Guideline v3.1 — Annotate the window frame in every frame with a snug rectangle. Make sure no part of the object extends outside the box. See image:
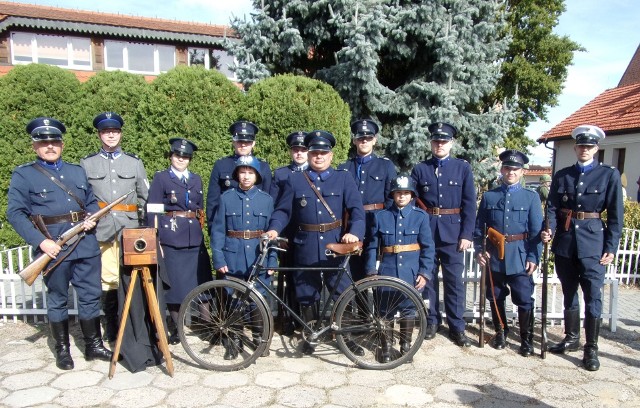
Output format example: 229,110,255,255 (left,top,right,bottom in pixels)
104,39,176,75
10,31,93,70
